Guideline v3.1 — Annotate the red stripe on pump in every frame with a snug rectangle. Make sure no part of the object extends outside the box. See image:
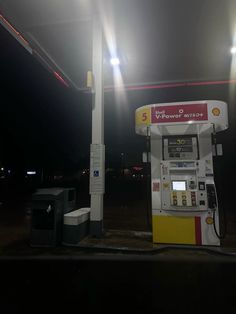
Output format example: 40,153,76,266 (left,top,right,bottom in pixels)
195,217,202,245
